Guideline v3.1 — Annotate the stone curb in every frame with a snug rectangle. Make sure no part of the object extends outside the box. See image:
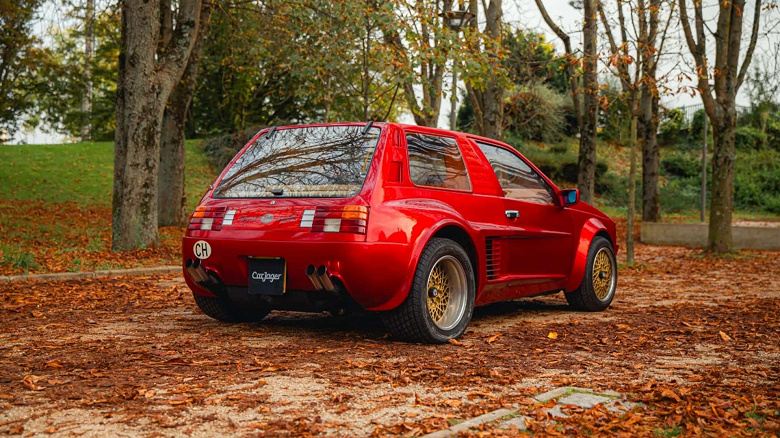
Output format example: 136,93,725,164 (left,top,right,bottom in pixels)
421,387,630,437
423,407,520,438
0,266,181,283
